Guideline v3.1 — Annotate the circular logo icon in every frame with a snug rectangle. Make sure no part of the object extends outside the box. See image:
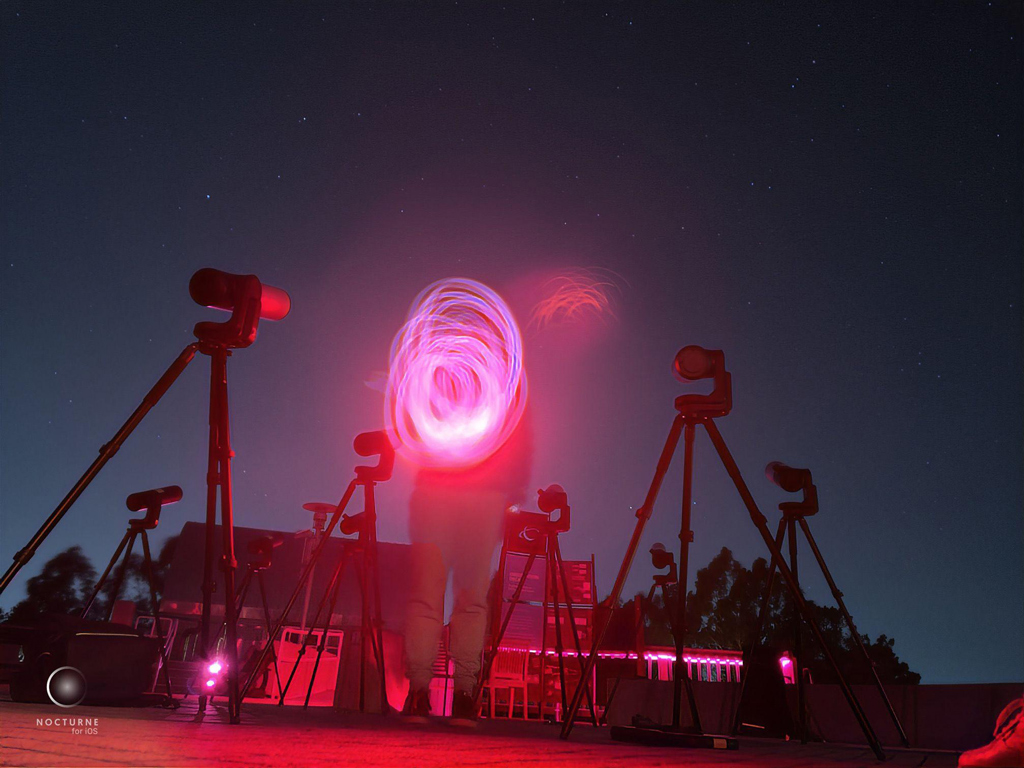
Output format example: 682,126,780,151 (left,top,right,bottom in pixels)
47,666,87,707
